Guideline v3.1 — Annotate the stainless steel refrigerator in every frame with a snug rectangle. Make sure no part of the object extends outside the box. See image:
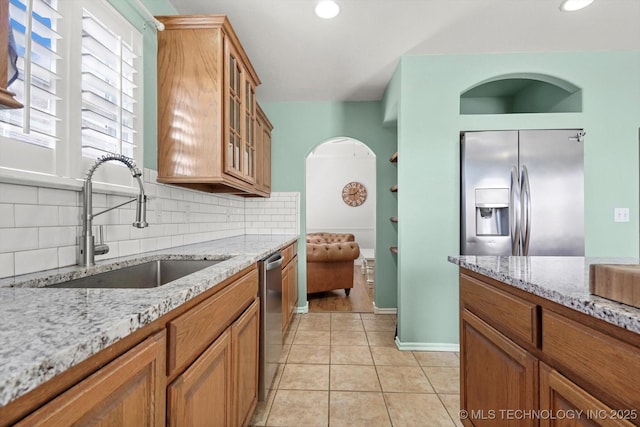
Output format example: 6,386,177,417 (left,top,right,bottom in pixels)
460,129,584,256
